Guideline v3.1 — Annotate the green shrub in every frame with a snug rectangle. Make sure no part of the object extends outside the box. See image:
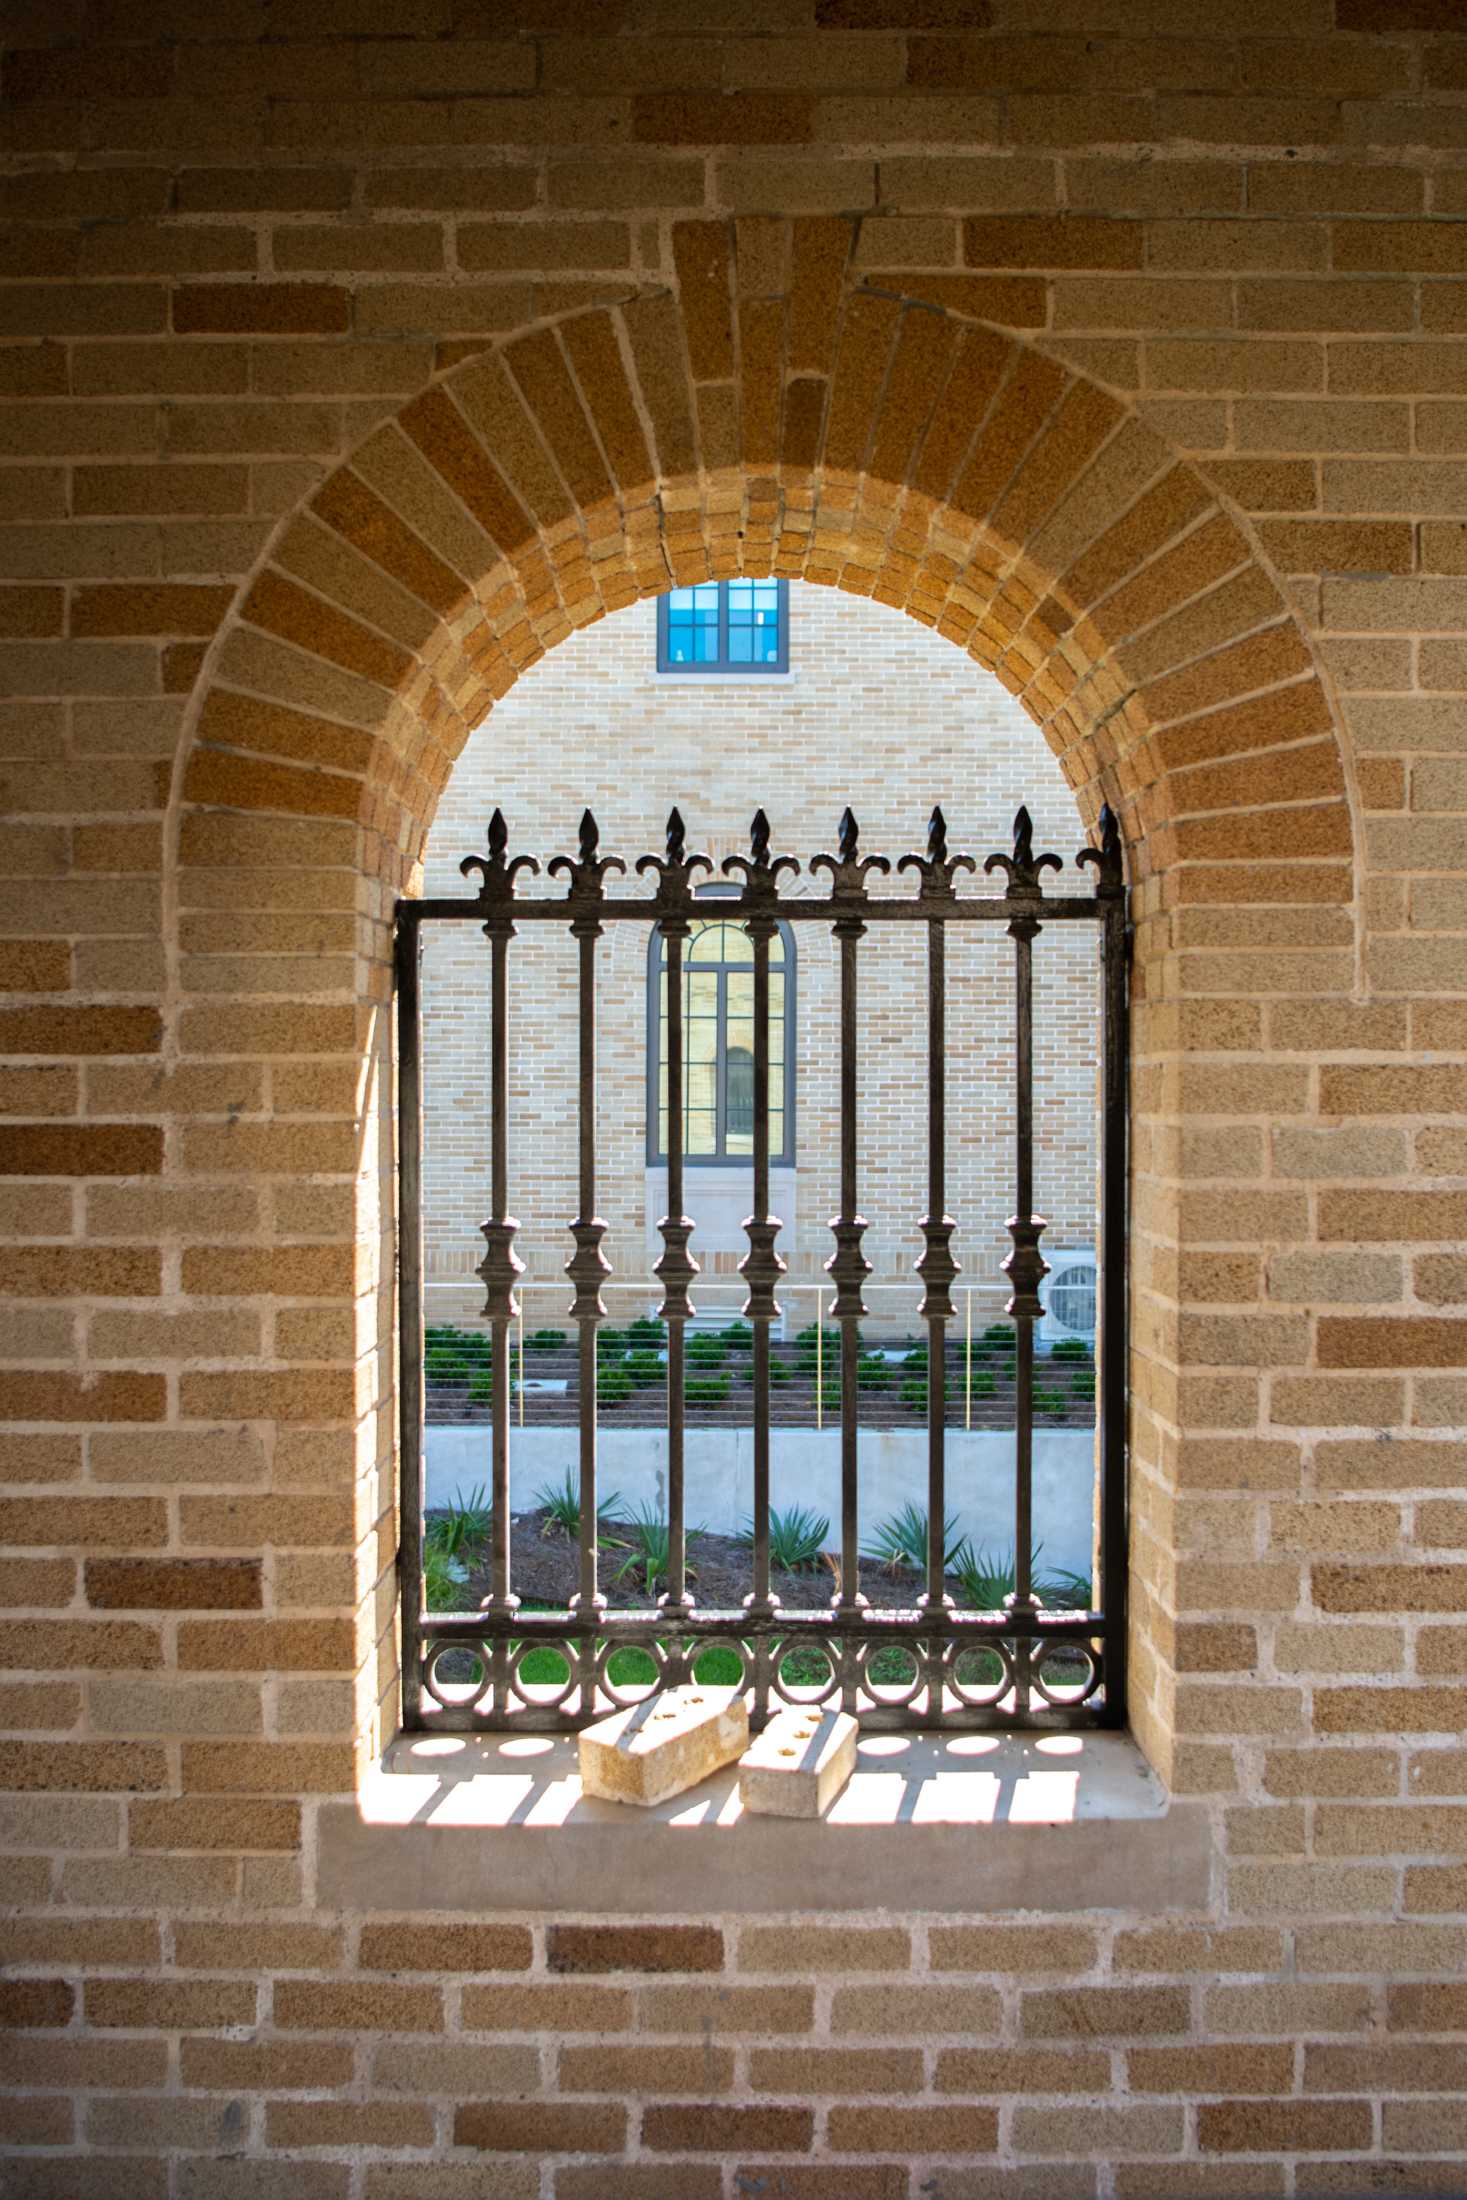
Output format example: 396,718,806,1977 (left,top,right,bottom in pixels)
1052,1336,1091,1362
794,1322,842,1362
597,1367,632,1405
982,1323,1017,1353
1033,1385,1066,1414
626,1349,663,1388
597,1326,628,1359
769,1357,792,1385
686,1371,732,1406
856,1354,891,1392
1070,1370,1096,1400
467,1366,493,1405
969,1367,997,1399
626,1316,662,1348
900,1372,949,1412
686,1332,728,1368
721,1321,754,1352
